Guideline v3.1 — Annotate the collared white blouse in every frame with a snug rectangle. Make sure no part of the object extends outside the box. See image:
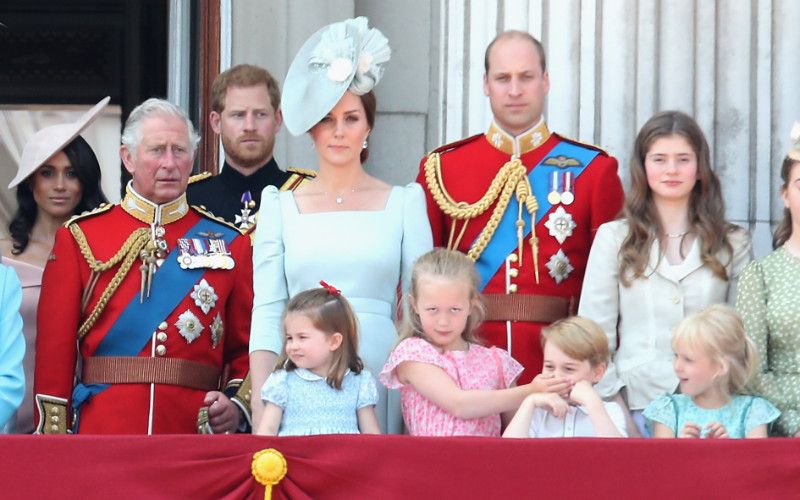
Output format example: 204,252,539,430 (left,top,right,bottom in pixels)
578,220,752,410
